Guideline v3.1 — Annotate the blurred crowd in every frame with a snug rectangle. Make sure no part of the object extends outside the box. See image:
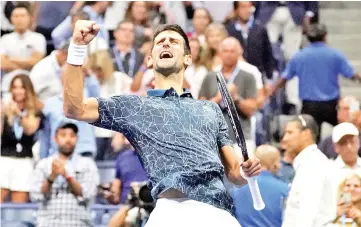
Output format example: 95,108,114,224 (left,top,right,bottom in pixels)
1,1,361,227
